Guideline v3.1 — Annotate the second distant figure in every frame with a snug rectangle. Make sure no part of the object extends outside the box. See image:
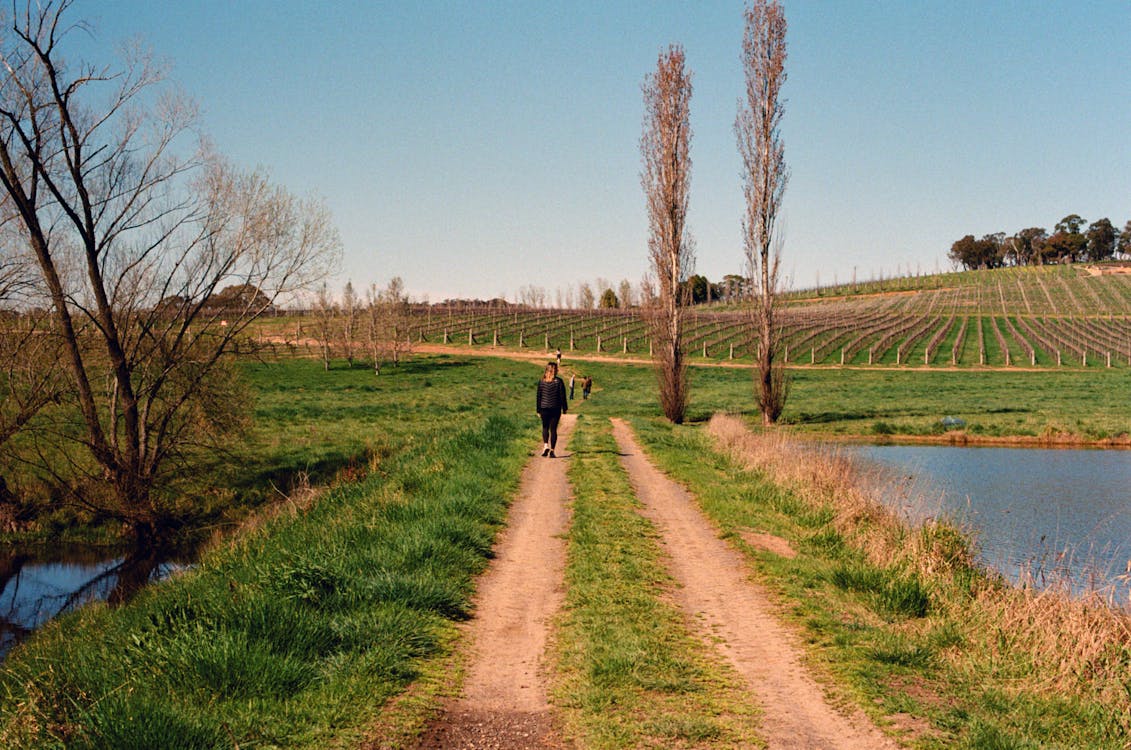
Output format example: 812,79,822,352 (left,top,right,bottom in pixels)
536,361,568,458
